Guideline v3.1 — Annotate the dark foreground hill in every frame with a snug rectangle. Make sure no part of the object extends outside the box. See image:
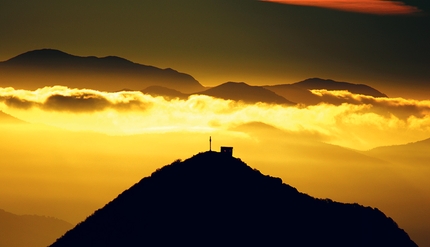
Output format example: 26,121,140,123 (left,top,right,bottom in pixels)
50,152,417,247
0,49,204,93
0,209,72,247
